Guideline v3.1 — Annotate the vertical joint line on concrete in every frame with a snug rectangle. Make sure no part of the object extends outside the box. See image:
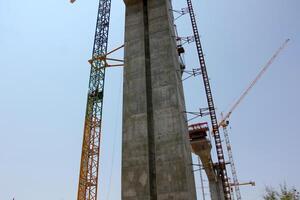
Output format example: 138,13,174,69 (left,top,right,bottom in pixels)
142,0,157,199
